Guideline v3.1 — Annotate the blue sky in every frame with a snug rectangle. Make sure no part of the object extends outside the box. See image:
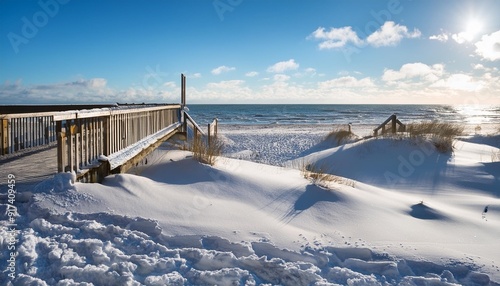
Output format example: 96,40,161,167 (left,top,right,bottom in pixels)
1,0,499,104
